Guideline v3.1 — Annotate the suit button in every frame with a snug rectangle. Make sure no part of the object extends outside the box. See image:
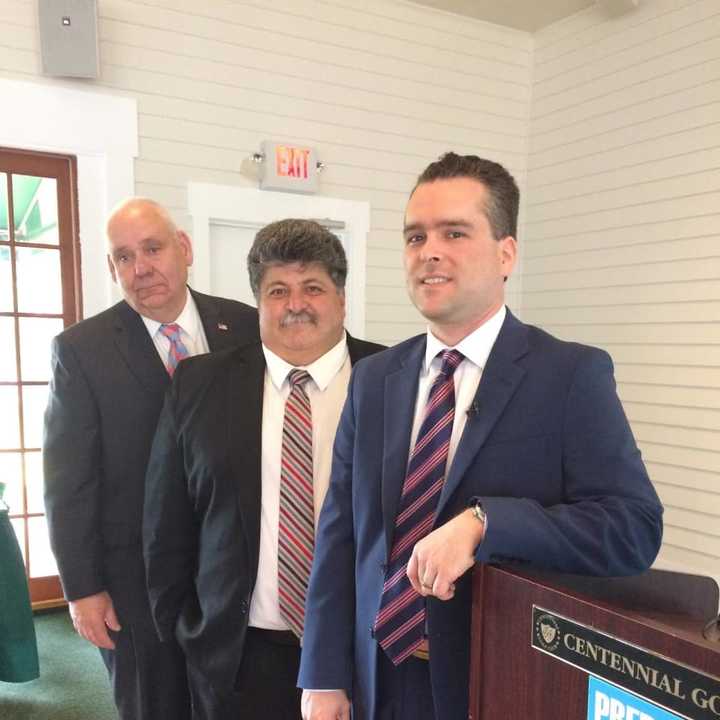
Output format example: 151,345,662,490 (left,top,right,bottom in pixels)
380,562,387,572
240,600,248,614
